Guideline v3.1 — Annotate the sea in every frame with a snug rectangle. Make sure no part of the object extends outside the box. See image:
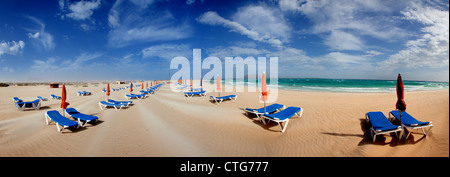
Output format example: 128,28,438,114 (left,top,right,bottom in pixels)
228,78,449,93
